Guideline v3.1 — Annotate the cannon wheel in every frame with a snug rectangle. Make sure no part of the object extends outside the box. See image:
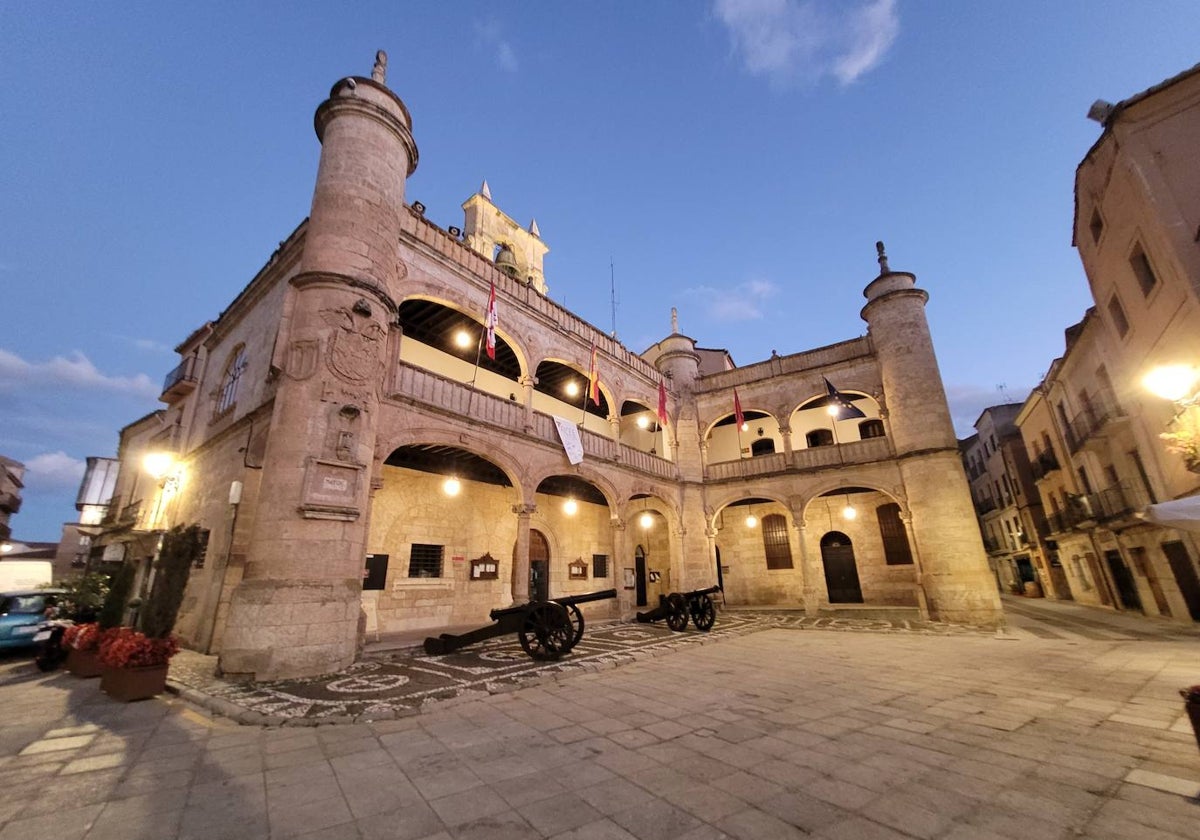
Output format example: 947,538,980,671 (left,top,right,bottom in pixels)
665,593,689,632
519,602,572,661
565,602,585,651
689,593,716,631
